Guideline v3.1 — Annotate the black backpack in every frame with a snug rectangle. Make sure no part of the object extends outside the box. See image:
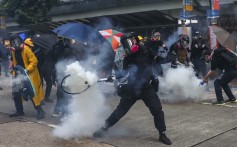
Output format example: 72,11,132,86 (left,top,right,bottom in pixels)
214,48,237,68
